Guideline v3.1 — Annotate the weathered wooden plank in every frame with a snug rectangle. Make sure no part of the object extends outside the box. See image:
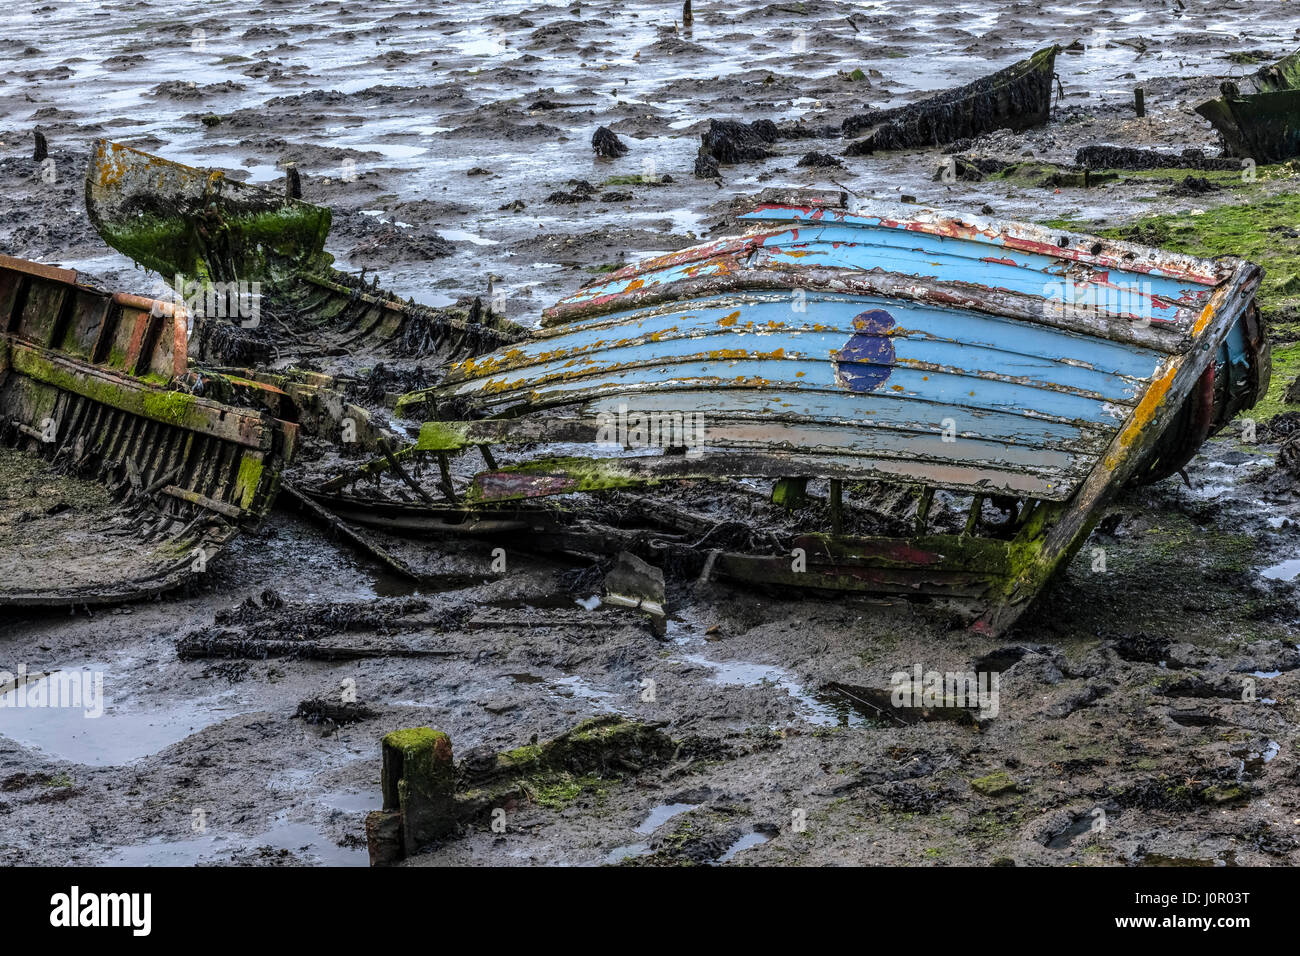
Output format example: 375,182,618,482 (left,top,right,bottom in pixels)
440,358,1129,429
488,292,1168,381
541,266,1194,352
8,340,274,450
440,330,1150,406
418,414,1096,479
468,450,1073,503
555,224,1216,321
